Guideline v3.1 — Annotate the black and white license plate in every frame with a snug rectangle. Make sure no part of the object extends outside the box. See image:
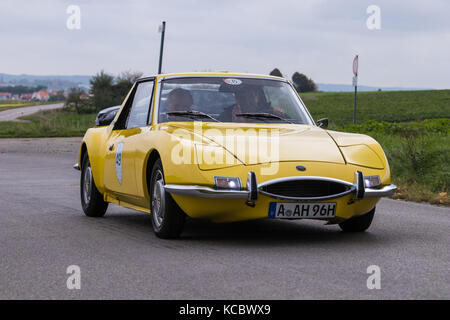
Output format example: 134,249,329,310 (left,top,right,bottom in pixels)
268,202,336,219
